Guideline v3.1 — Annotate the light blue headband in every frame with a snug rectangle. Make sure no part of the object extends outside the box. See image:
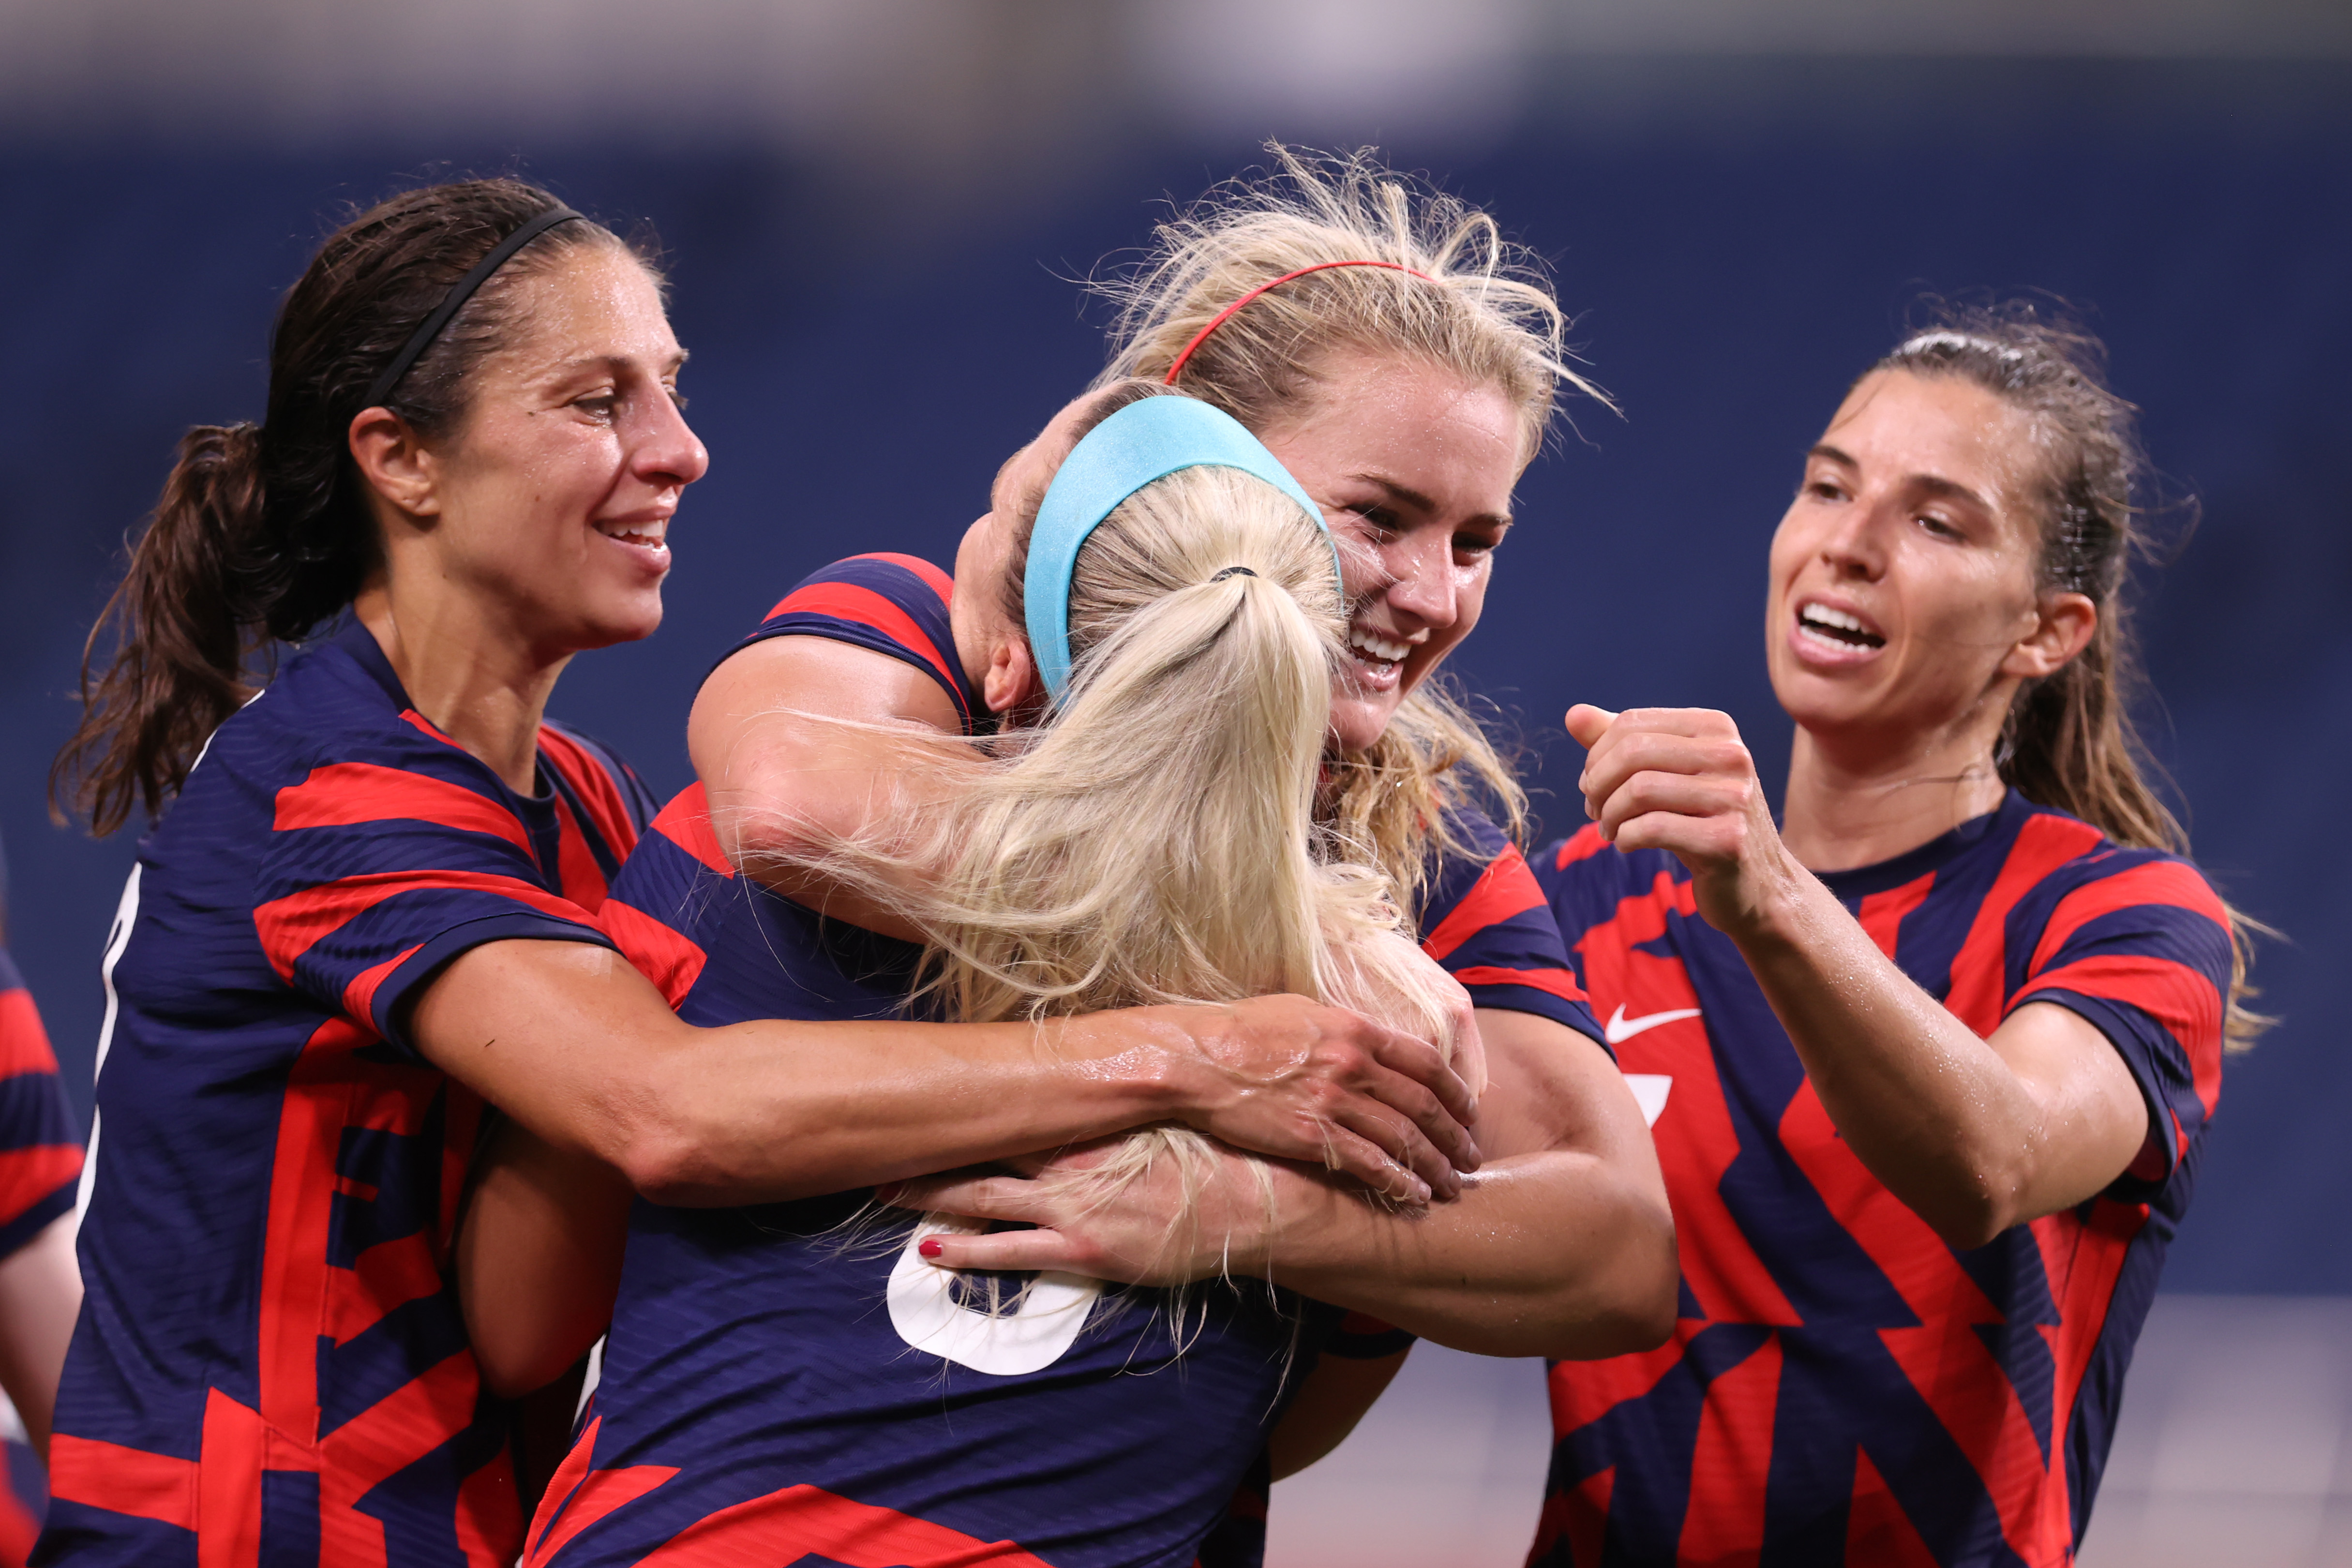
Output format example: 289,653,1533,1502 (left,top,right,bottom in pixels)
1022,395,1343,699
